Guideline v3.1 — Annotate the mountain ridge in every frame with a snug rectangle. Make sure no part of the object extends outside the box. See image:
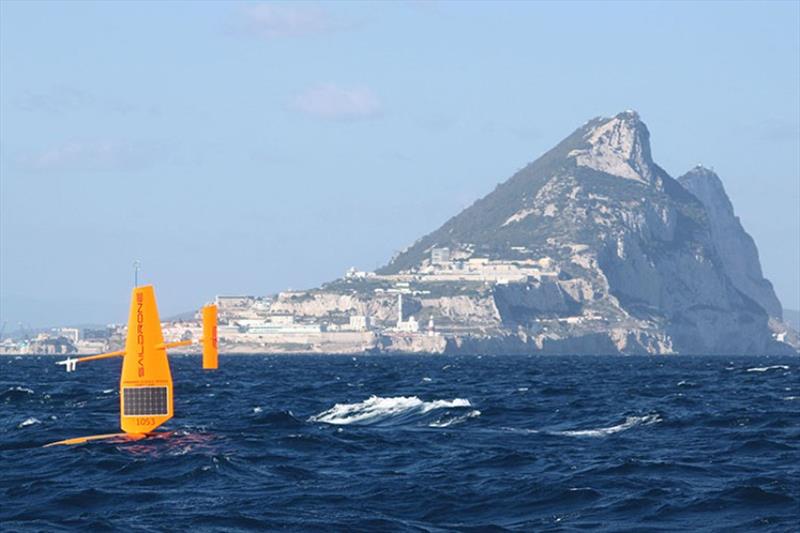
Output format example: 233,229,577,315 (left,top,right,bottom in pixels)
367,110,796,354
